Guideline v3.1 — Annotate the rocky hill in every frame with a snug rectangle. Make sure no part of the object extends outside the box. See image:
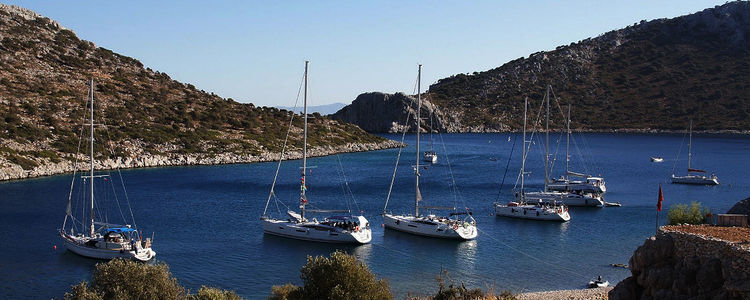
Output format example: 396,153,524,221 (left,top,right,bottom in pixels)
0,4,394,180
336,1,750,132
